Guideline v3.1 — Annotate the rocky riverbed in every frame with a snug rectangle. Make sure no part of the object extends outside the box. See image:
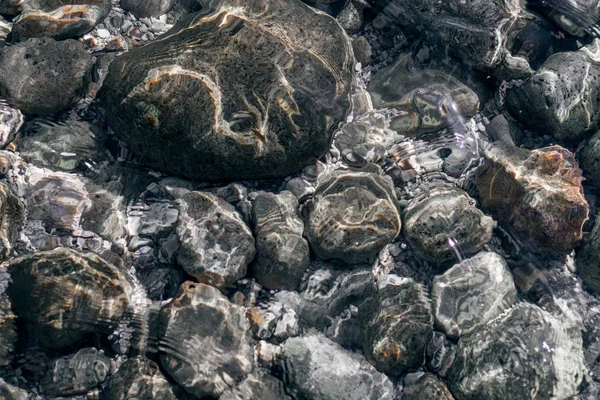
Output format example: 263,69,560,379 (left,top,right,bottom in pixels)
1,0,600,399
